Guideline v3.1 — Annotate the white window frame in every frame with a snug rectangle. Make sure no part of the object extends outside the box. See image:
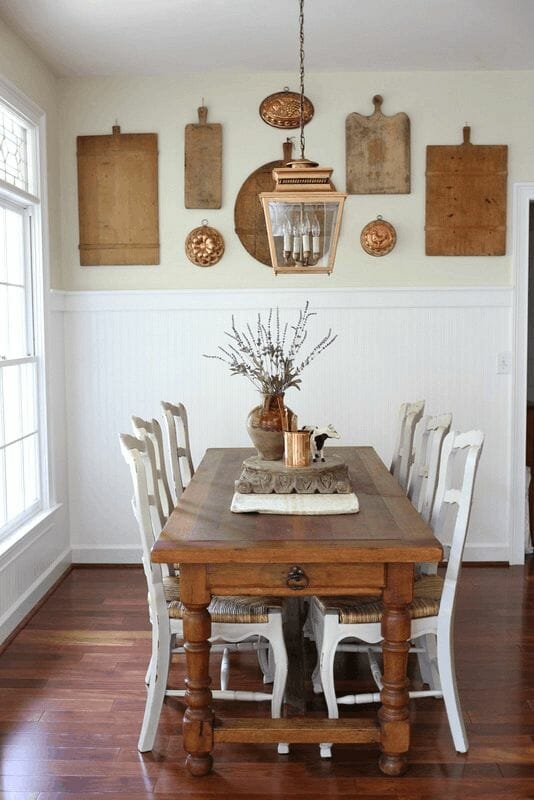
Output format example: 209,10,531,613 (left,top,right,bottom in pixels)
0,74,52,545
